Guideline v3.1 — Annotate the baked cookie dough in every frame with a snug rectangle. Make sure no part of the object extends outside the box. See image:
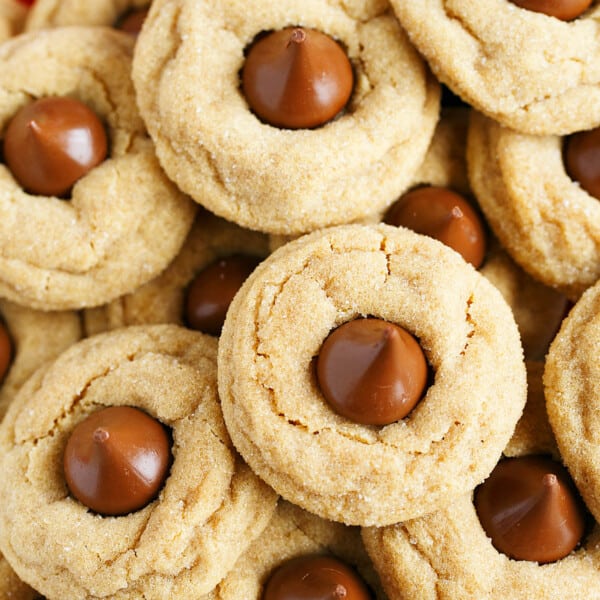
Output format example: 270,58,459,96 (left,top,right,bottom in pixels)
0,299,82,419
389,0,600,135
0,324,278,599
0,27,196,310
544,278,600,524
25,0,148,31
83,209,269,336
132,0,440,234
218,223,526,526
207,500,385,599
468,111,600,299
0,0,26,43
362,364,599,600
